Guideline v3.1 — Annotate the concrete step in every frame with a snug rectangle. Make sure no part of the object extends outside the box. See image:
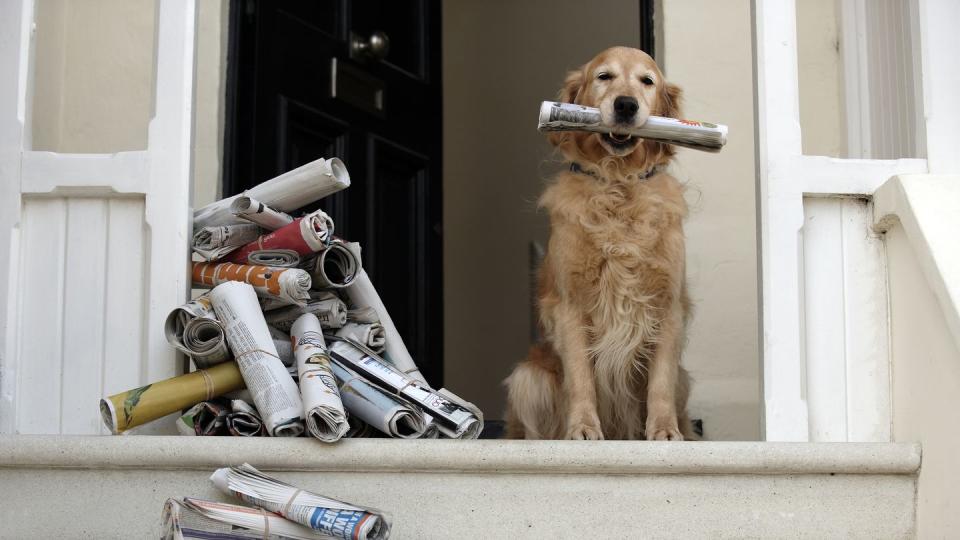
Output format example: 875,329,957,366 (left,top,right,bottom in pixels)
0,436,919,539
